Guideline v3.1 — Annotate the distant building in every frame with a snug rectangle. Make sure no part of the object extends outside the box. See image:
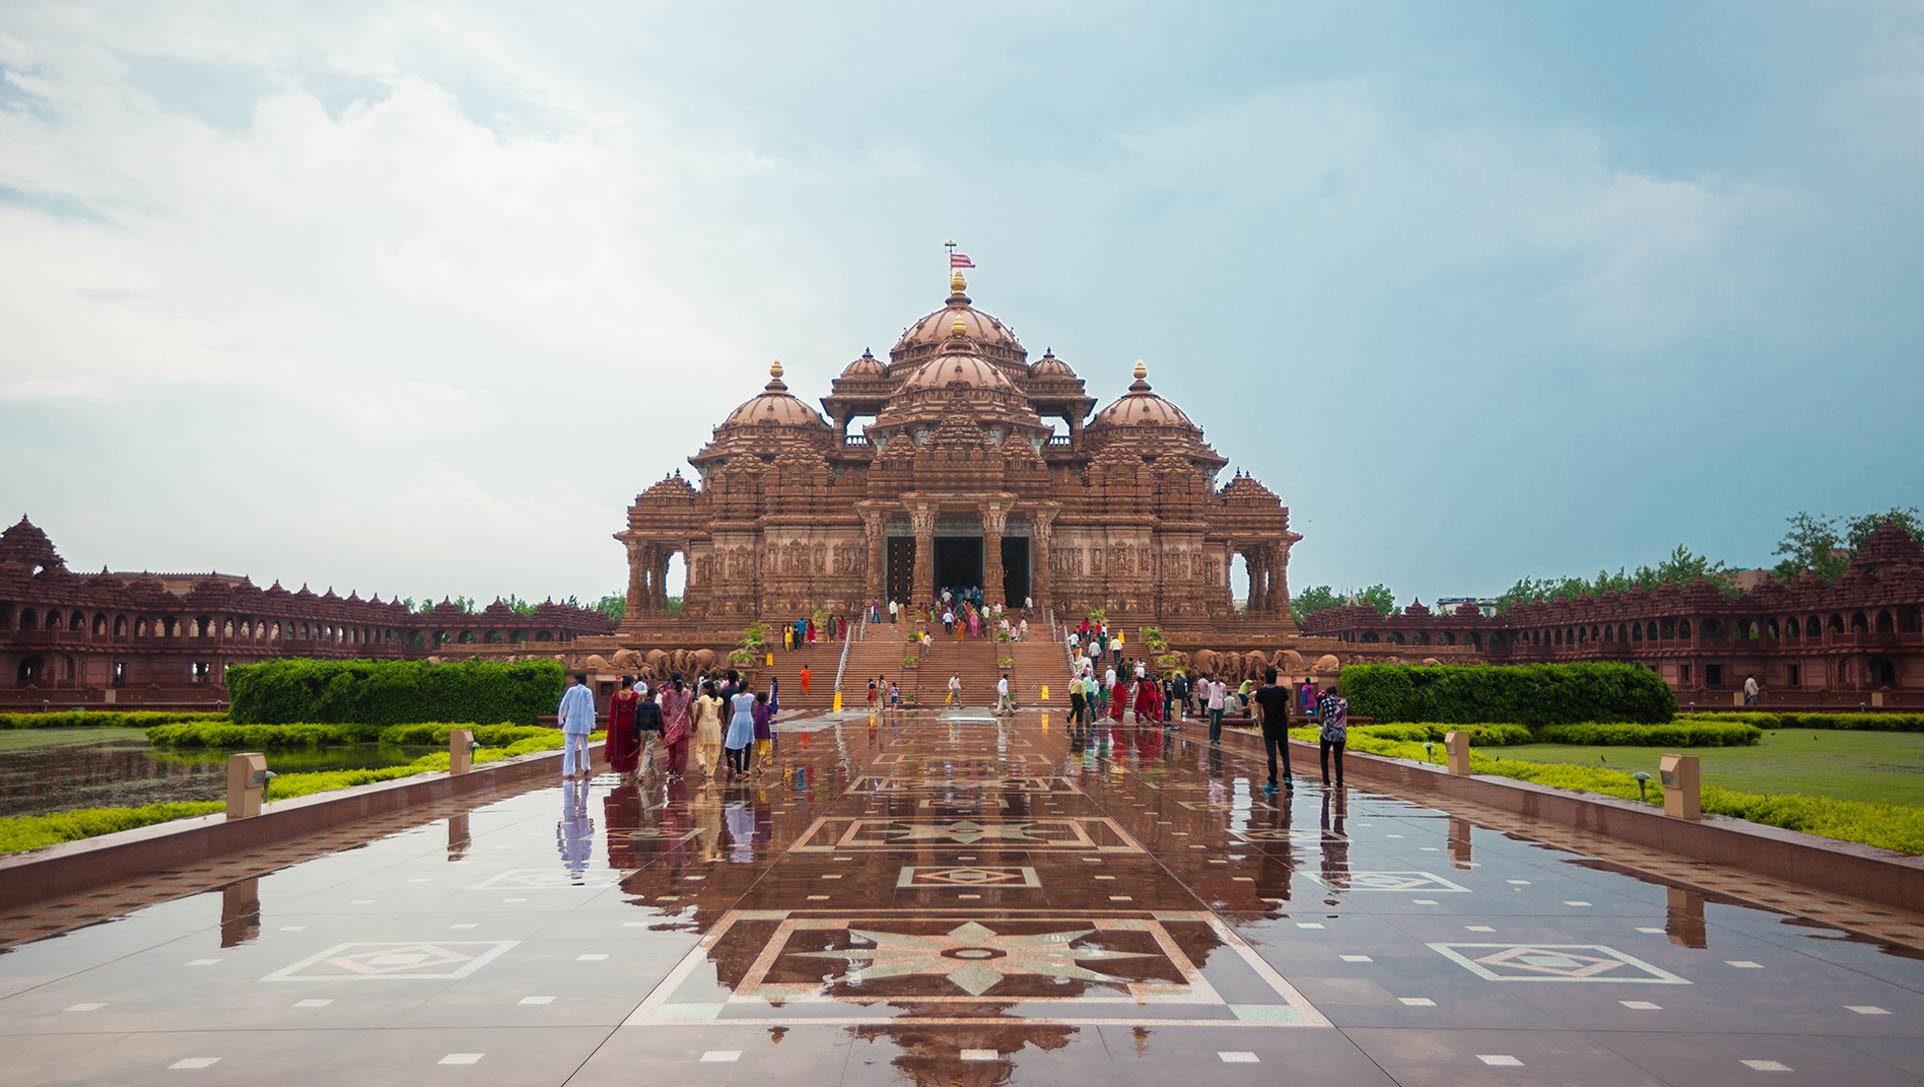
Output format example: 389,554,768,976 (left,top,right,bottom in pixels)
1435,596,1499,617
